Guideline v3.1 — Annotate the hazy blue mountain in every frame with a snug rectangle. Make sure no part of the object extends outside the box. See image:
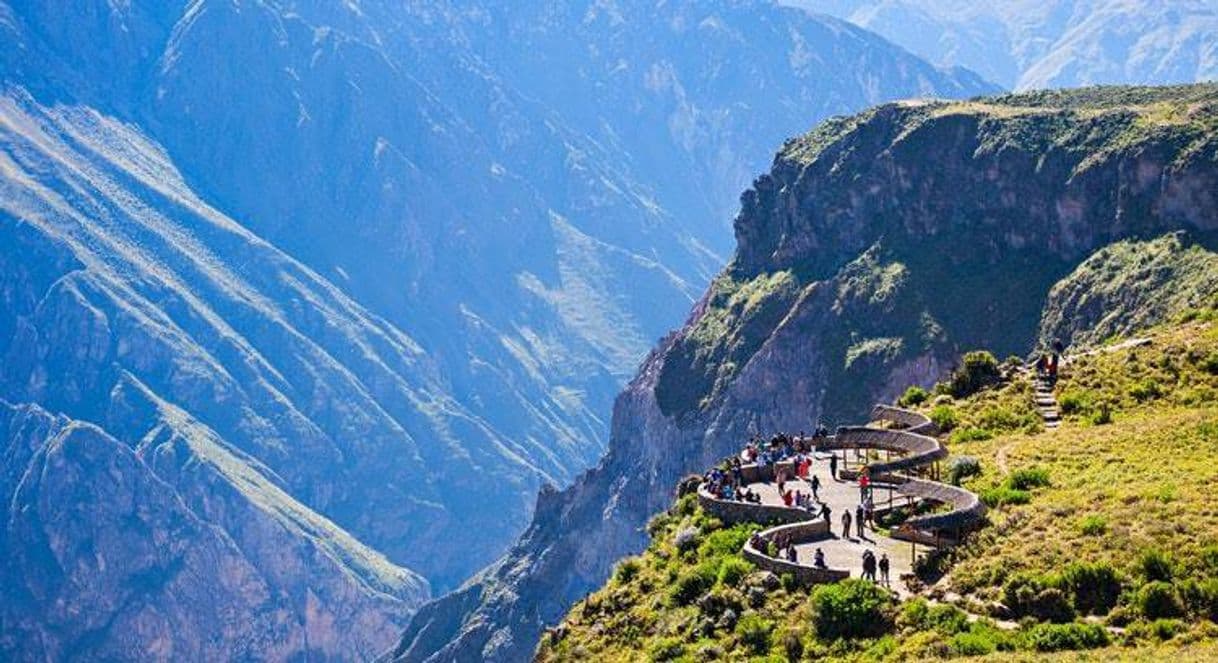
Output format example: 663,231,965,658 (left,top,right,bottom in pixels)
787,0,1218,90
0,0,995,657
0,89,431,659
